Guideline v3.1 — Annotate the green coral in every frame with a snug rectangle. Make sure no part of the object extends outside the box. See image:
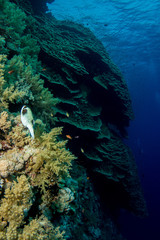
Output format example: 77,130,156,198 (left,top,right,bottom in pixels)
4,55,58,121
1,0,26,37
0,36,6,53
0,0,59,126
0,54,8,110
